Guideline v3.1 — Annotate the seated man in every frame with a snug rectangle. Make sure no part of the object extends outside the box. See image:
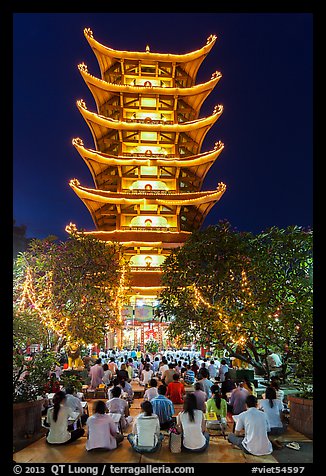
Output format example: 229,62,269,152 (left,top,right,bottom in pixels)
227,395,273,456
151,384,176,430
